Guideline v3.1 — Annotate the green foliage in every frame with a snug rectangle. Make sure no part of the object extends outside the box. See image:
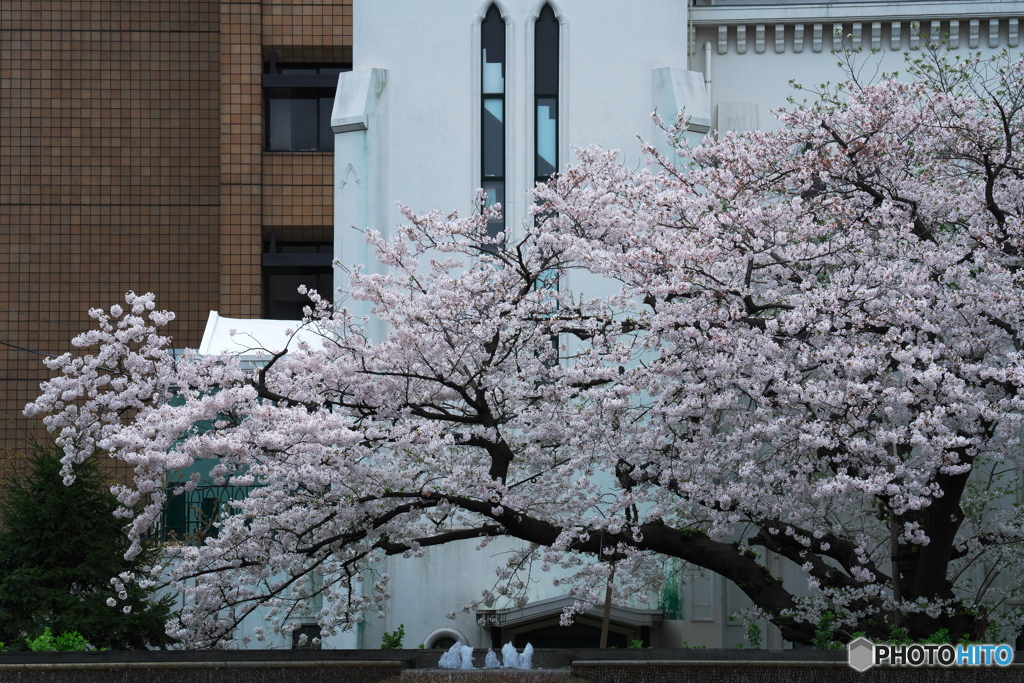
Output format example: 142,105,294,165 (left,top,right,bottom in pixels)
679,641,707,650
875,626,963,646
380,624,405,649
0,441,176,650
887,626,912,645
919,628,951,645
811,611,844,649
25,627,92,652
628,639,645,649
745,620,764,649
